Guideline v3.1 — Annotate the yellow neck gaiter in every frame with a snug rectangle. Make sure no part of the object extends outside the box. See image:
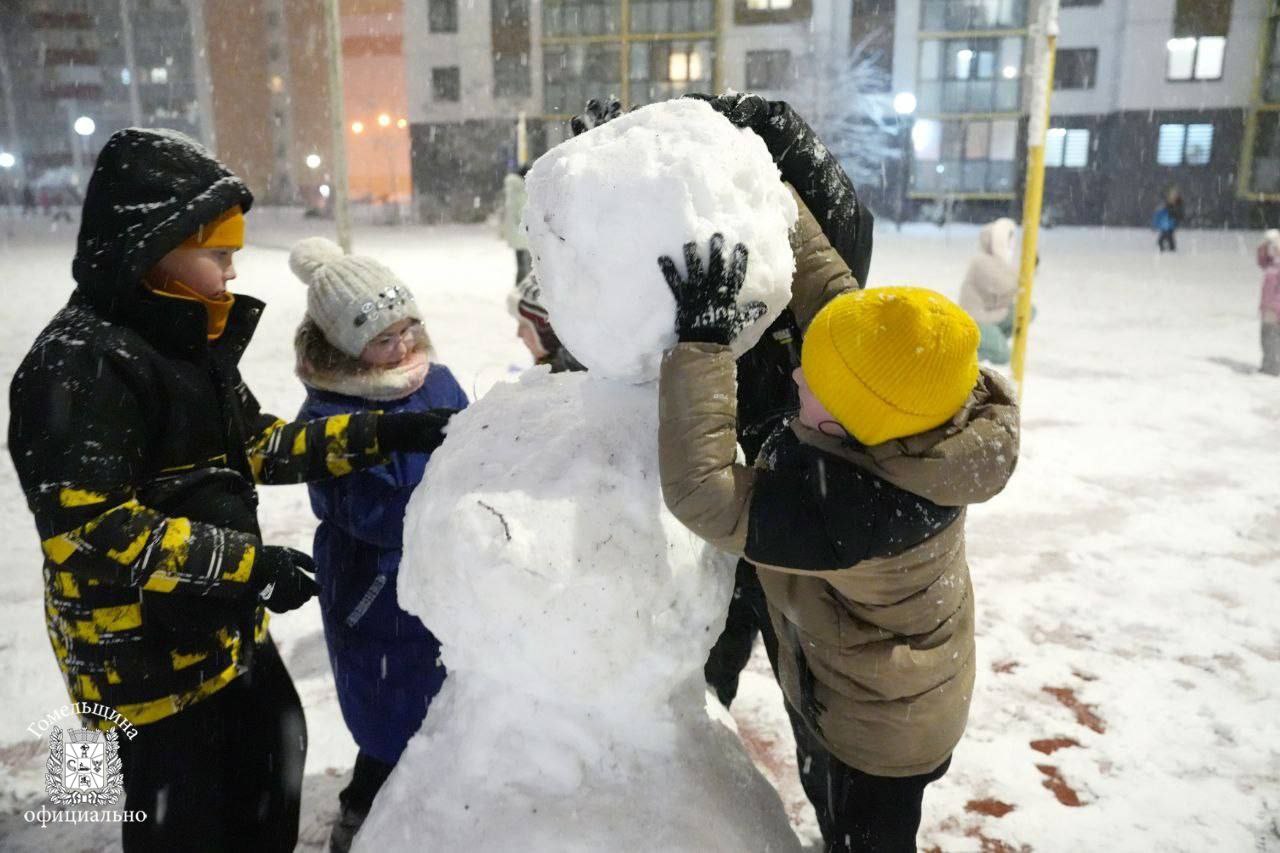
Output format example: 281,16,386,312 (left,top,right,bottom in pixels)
147,275,236,341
